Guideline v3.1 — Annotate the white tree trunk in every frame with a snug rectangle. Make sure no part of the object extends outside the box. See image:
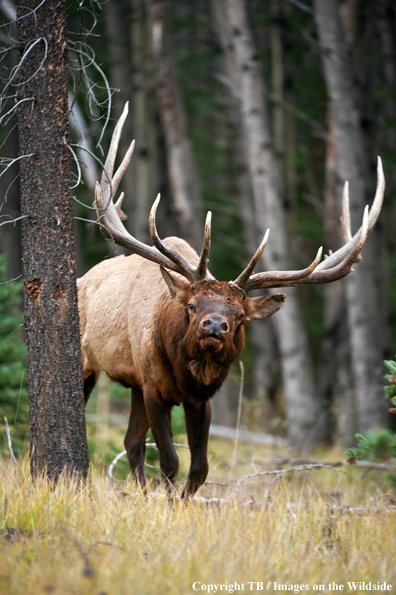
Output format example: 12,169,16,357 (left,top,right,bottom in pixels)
211,0,278,413
213,0,321,449
314,0,388,432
